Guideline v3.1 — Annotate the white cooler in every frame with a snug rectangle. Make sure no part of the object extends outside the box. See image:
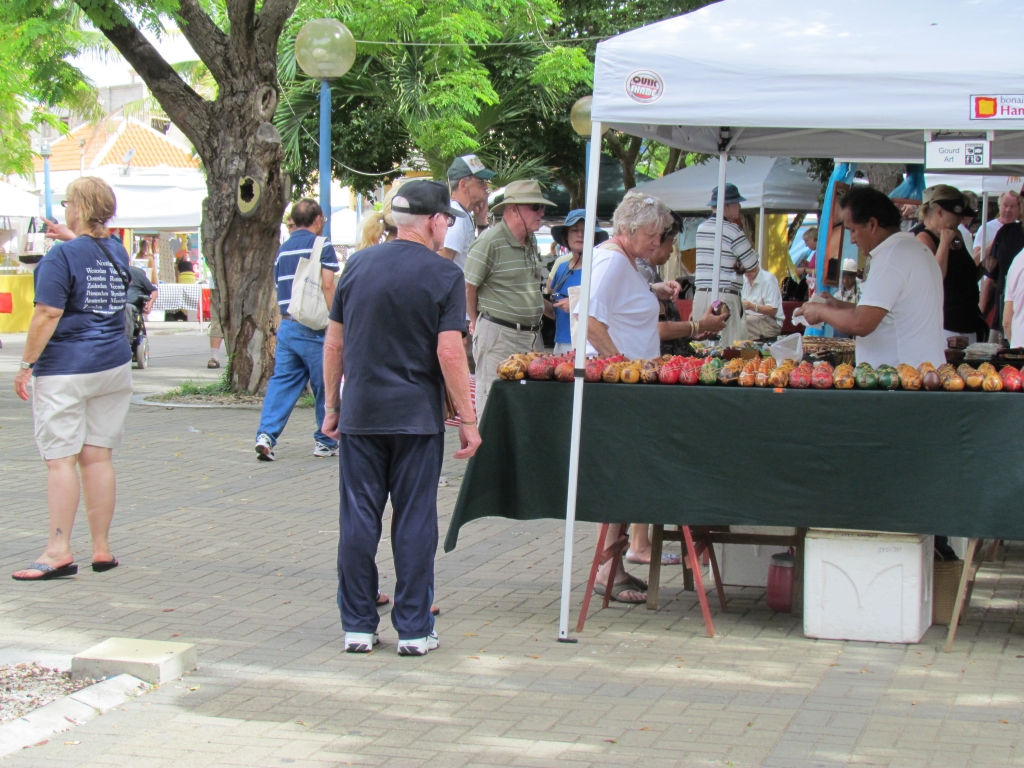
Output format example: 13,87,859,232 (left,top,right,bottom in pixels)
710,526,795,587
804,529,933,644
